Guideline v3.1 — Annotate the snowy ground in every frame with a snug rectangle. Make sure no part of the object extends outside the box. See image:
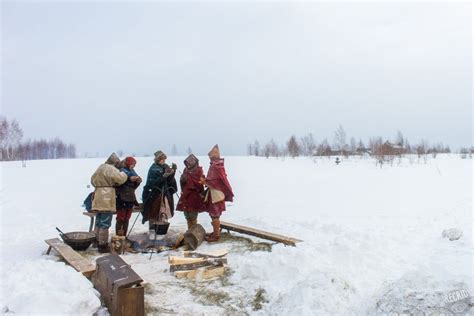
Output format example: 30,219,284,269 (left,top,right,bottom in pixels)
1,154,472,315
